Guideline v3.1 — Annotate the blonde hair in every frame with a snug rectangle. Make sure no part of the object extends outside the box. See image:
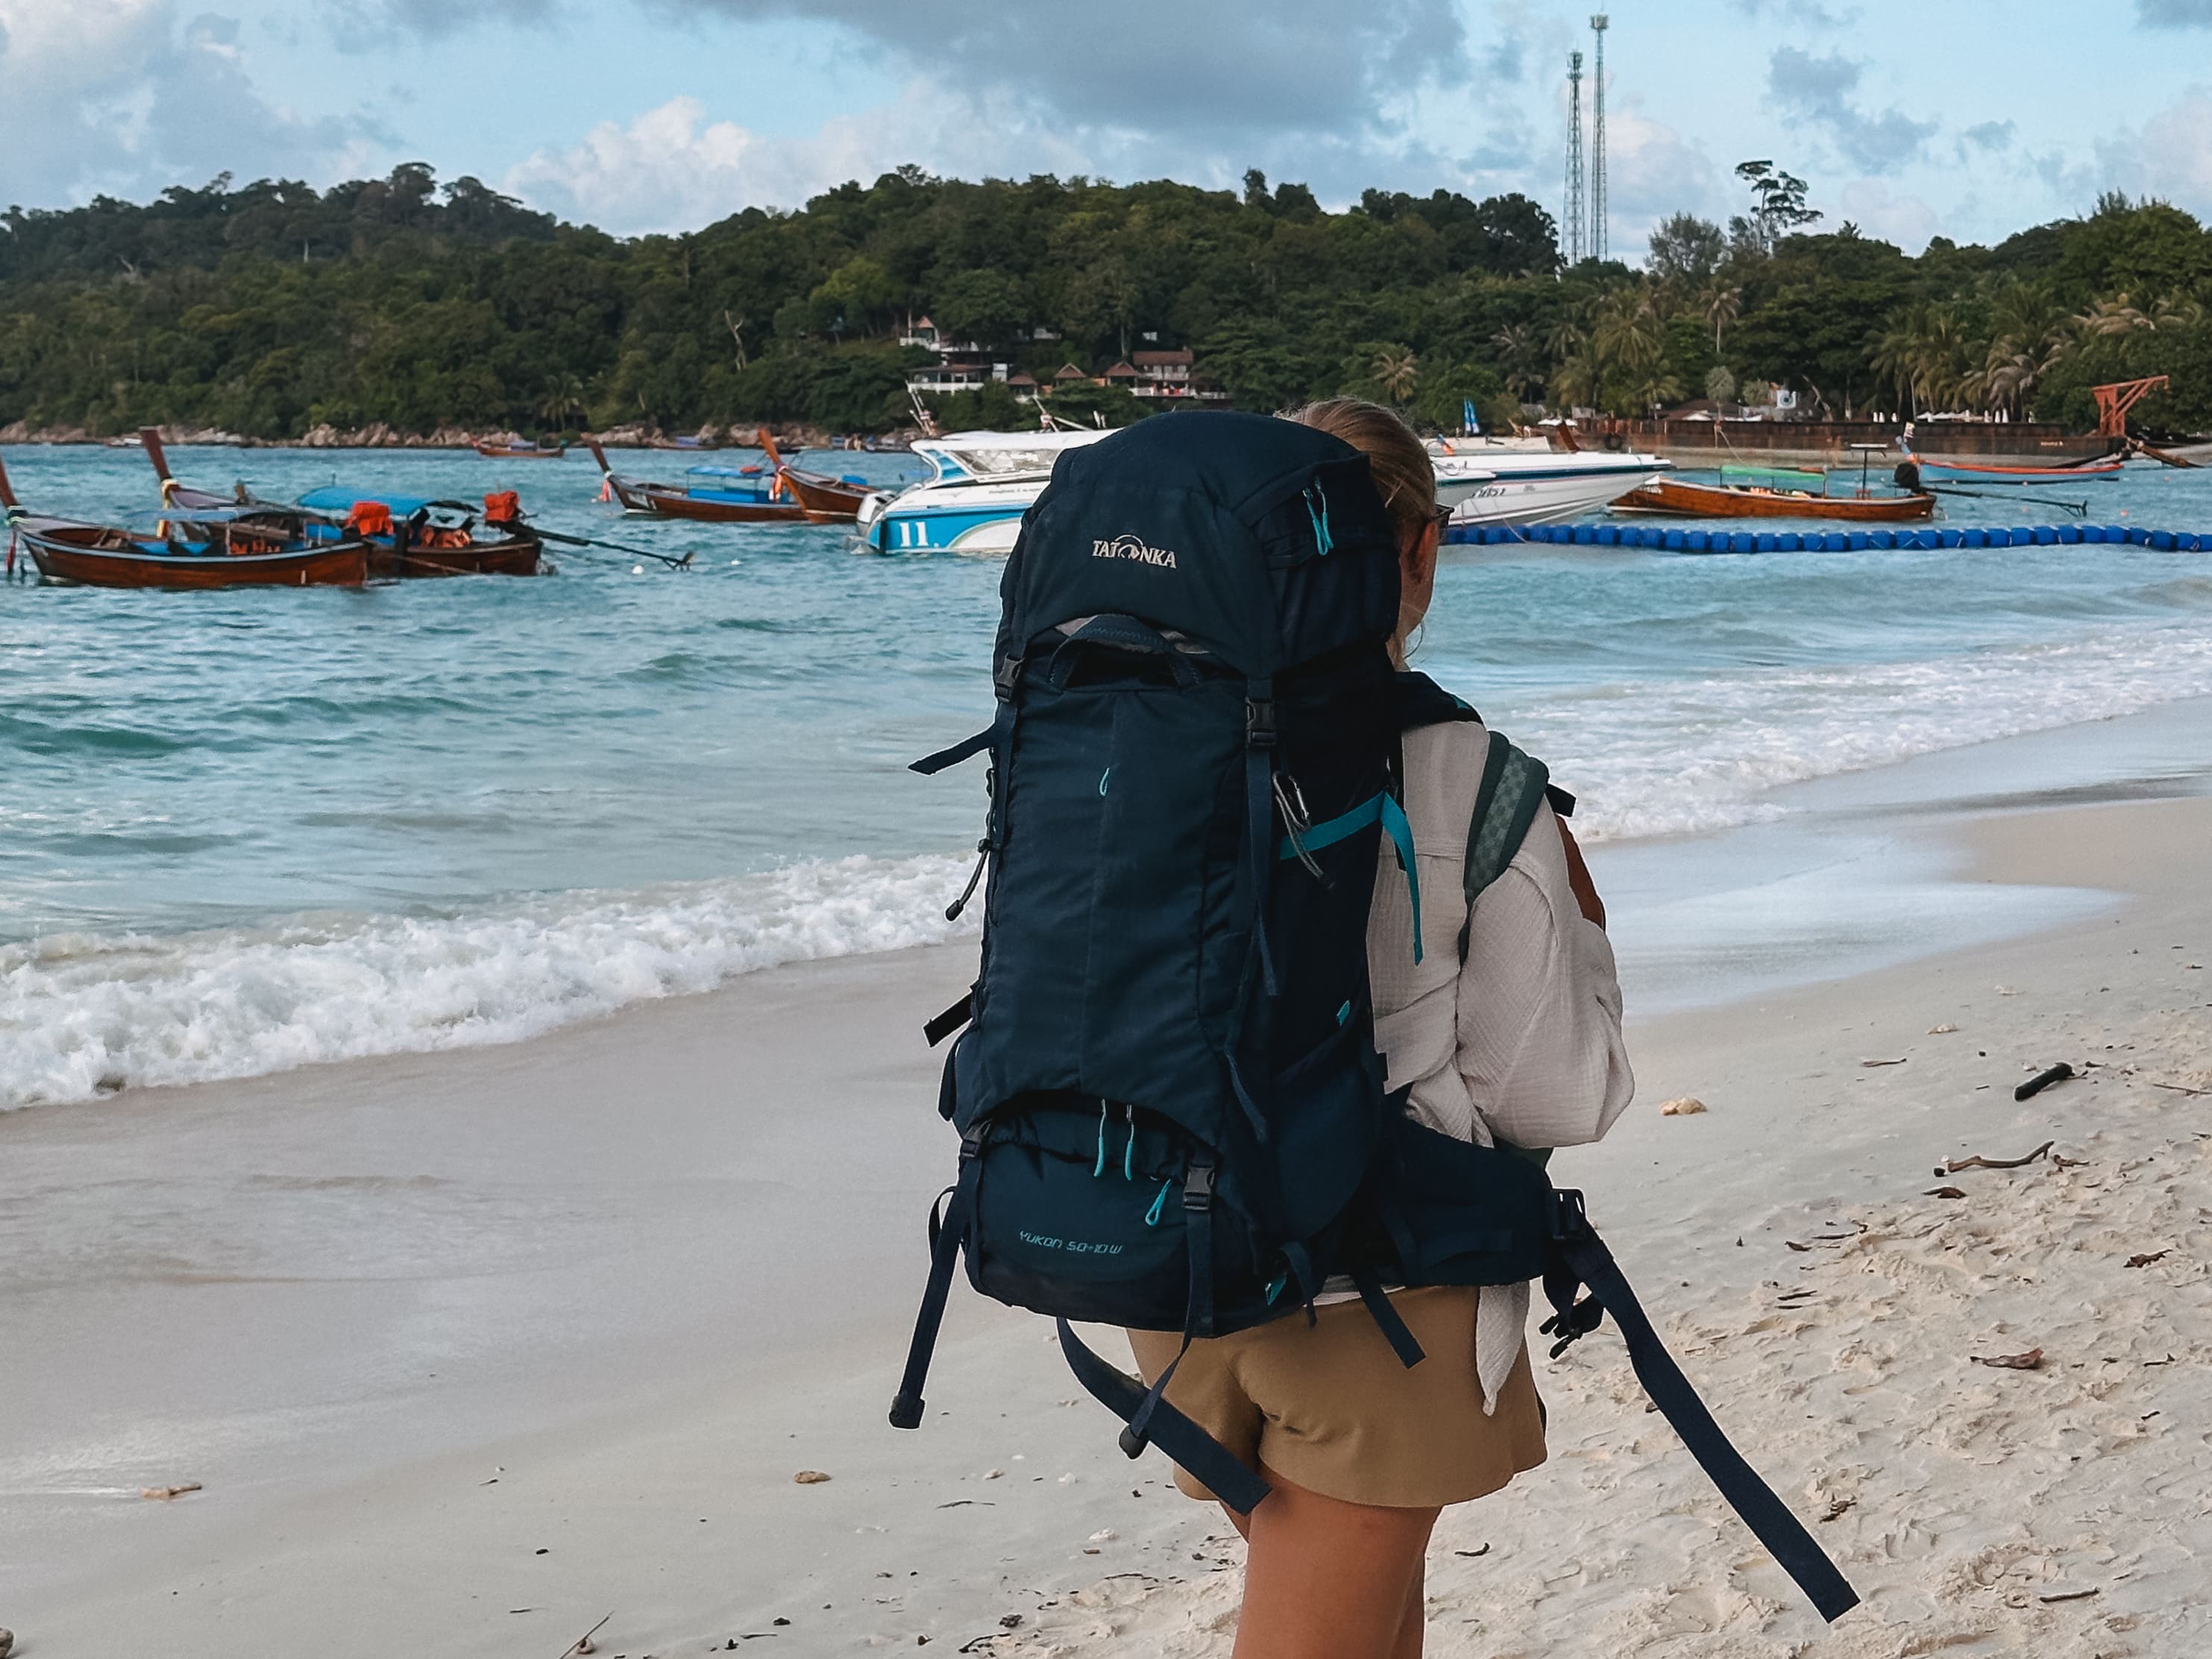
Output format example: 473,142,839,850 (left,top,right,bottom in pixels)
1284,397,1436,545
